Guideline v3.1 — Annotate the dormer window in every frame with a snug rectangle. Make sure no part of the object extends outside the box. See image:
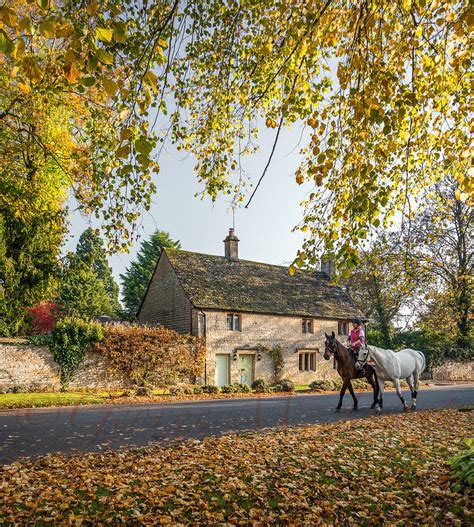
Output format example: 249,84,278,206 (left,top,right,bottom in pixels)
302,319,313,334
227,313,241,331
